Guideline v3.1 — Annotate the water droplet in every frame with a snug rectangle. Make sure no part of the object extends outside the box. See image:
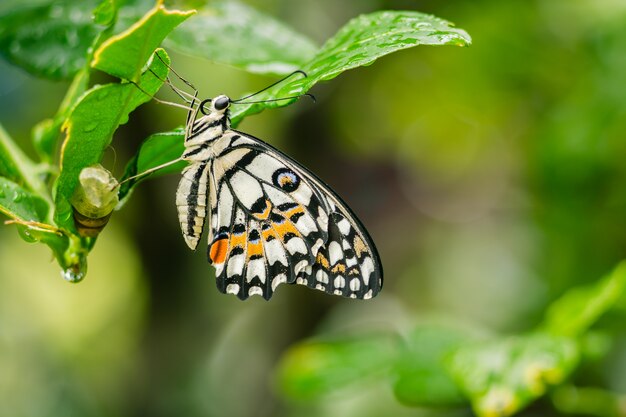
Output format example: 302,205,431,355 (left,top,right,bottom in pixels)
62,265,86,283
18,227,37,243
0,187,5,199
83,122,98,133
12,192,23,203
